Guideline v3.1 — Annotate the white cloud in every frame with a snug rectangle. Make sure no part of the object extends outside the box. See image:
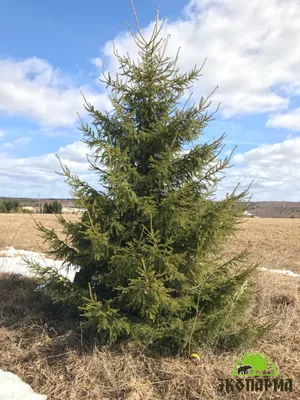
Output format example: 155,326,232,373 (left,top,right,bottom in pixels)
0,140,99,198
3,0,300,201
0,133,298,201
1,136,31,151
3,0,300,130
15,137,31,146
218,137,300,201
0,129,4,138
1,143,14,151
95,0,300,118
57,141,90,163
0,57,110,128
266,108,300,131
